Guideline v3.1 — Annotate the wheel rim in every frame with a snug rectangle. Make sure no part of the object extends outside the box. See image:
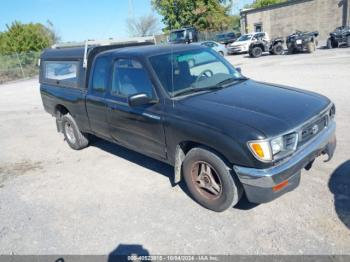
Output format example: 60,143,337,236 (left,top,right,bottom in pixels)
254,48,261,57
64,121,76,144
190,161,222,200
